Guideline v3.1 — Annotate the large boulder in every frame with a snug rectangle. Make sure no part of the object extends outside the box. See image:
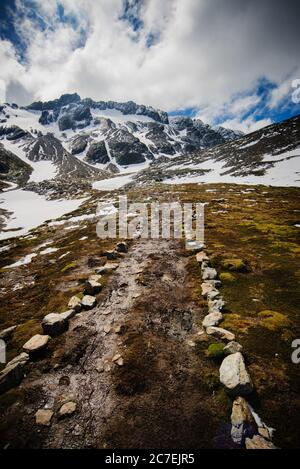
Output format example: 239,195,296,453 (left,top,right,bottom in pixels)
231,397,257,445
219,352,253,396
0,352,29,394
